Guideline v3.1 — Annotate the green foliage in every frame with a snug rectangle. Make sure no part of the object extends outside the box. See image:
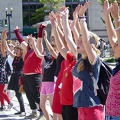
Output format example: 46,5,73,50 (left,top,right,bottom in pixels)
40,0,64,12
30,0,64,25
104,57,115,63
31,6,49,24
98,0,120,5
